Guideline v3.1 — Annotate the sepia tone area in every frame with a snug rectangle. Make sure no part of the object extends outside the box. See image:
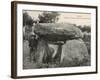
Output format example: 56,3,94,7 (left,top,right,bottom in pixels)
23,10,91,69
